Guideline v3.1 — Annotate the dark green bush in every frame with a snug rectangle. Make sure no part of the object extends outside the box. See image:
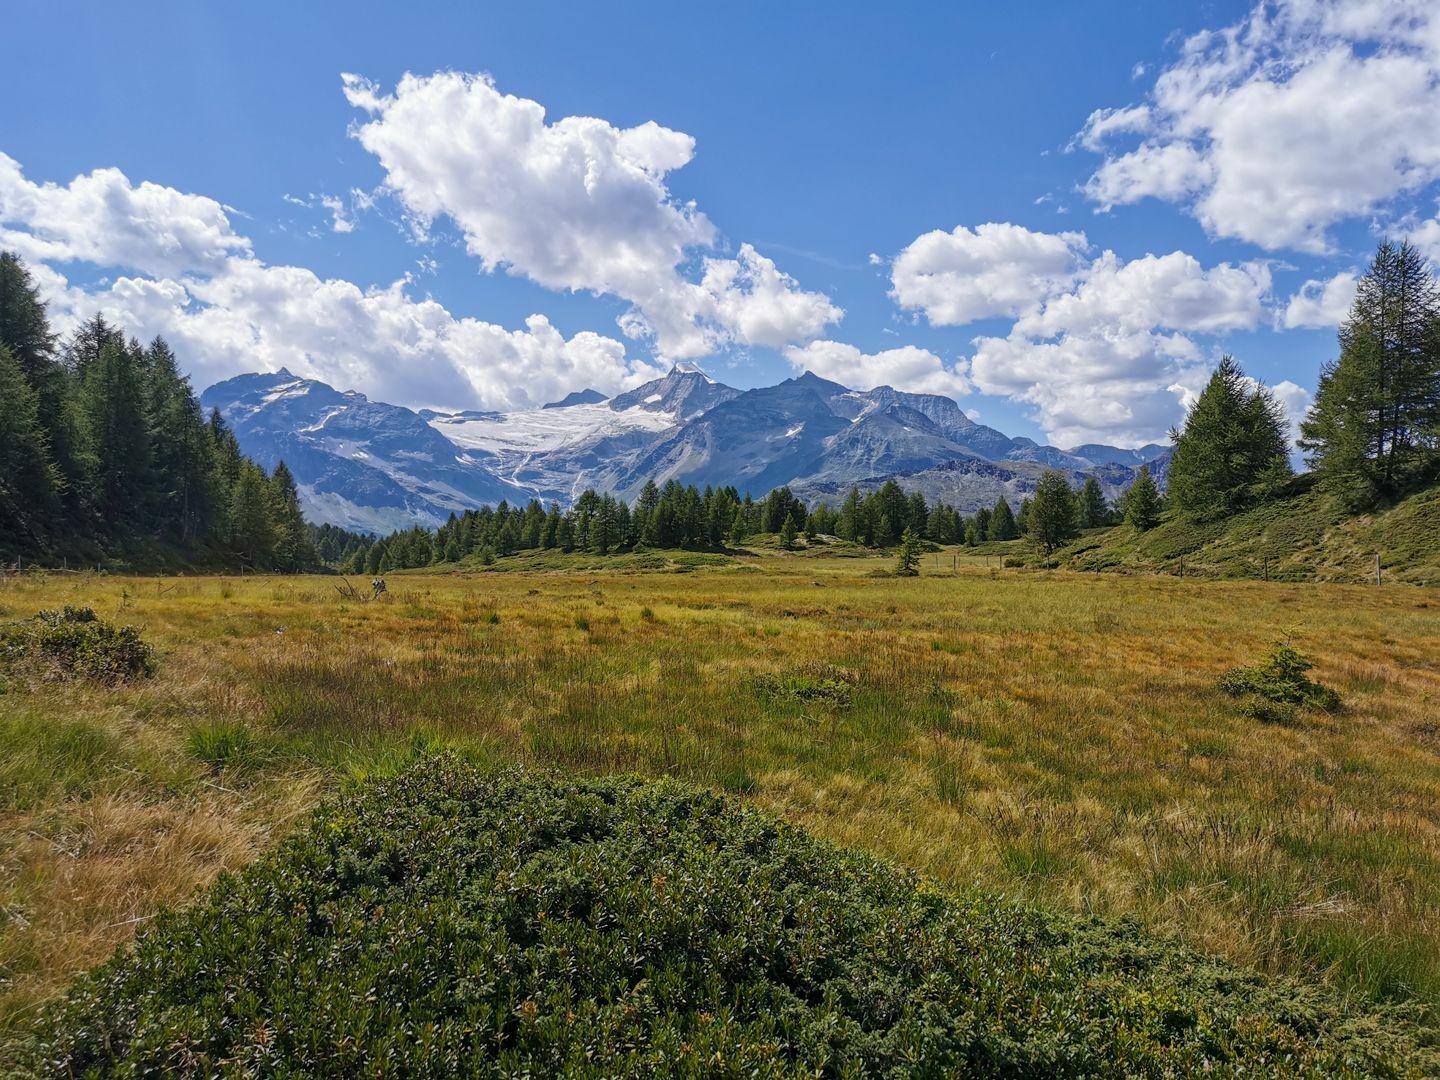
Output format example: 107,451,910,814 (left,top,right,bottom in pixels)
1220,642,1341,711
29,757,1436,1077
0,607,155,684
